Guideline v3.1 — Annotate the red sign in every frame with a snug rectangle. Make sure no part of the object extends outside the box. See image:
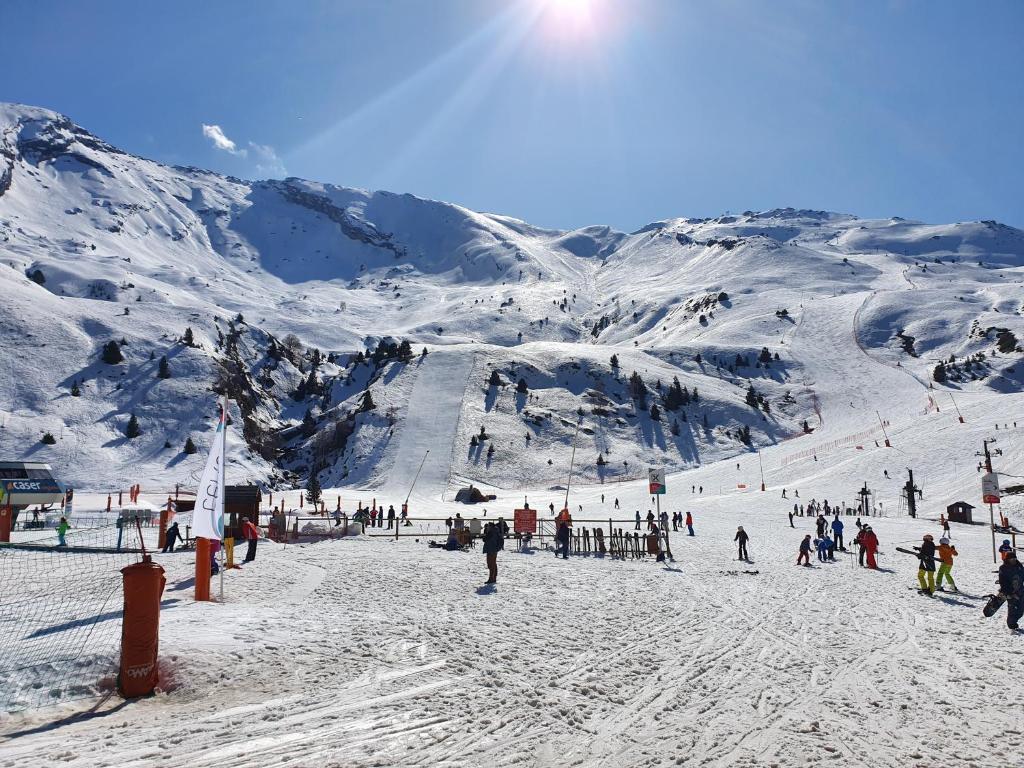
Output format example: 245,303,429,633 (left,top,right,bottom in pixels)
513,508,537,534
